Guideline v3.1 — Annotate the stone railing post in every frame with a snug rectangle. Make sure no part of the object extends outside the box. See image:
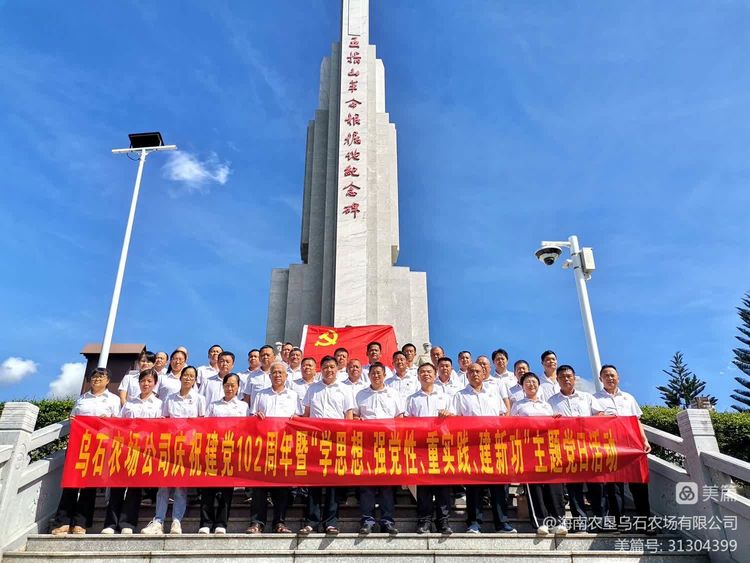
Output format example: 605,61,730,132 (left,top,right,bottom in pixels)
0,402,39,550
676,409,732,550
